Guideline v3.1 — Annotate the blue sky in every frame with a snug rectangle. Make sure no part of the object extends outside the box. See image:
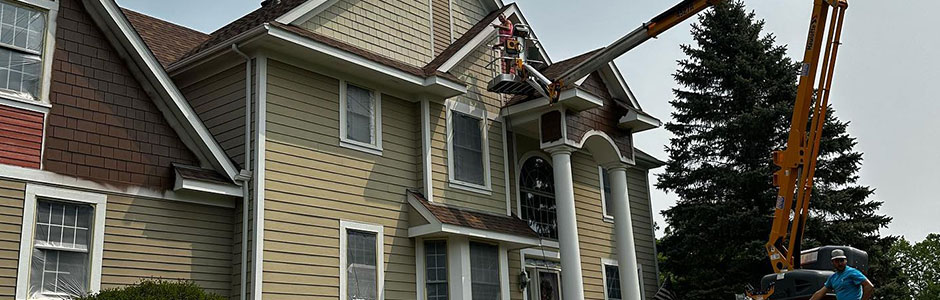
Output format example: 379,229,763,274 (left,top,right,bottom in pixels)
117,0,939,242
